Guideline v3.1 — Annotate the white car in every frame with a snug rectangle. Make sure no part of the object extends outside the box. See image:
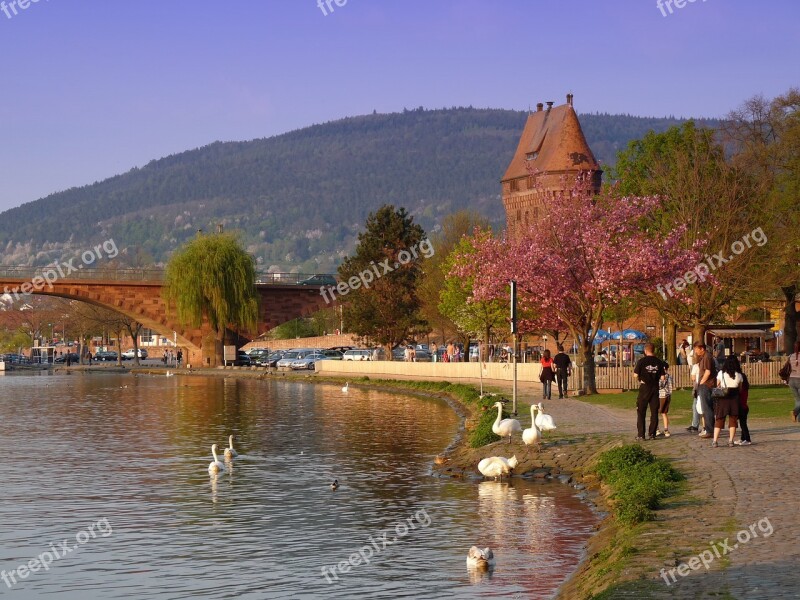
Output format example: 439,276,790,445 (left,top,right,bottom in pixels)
122,349,149,360
342,349,372,361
